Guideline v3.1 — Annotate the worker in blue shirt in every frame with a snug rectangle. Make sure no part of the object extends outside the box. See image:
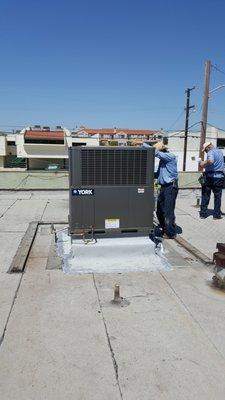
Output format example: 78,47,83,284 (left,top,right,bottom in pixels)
199,142,224,219
144,141,178,238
